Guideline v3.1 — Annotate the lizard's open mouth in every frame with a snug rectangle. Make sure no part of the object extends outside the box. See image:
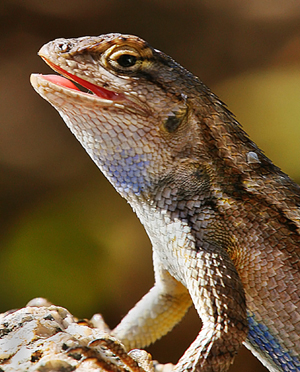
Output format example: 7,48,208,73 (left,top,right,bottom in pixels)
39,58,125,102
31,56,149,116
